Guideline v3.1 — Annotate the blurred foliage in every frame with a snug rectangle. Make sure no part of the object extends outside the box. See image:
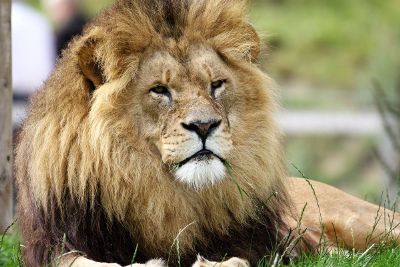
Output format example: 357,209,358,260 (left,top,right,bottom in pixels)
25,0,41,10
80,0,112,16
286,135,384,202
250,0,400,92
374,80,400,198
